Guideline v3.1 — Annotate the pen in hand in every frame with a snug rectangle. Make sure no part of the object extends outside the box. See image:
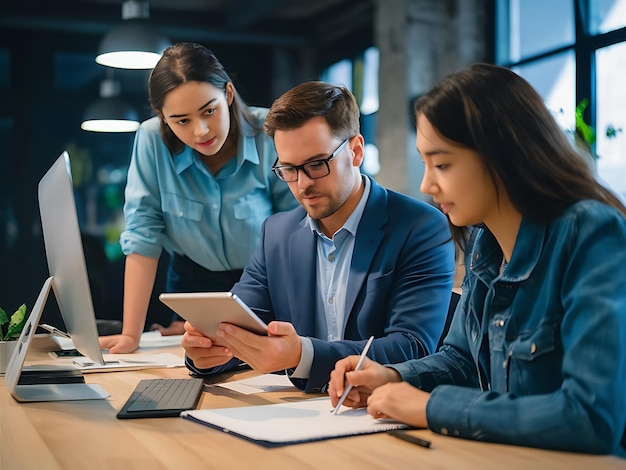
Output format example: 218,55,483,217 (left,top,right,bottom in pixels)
331,335,375,415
